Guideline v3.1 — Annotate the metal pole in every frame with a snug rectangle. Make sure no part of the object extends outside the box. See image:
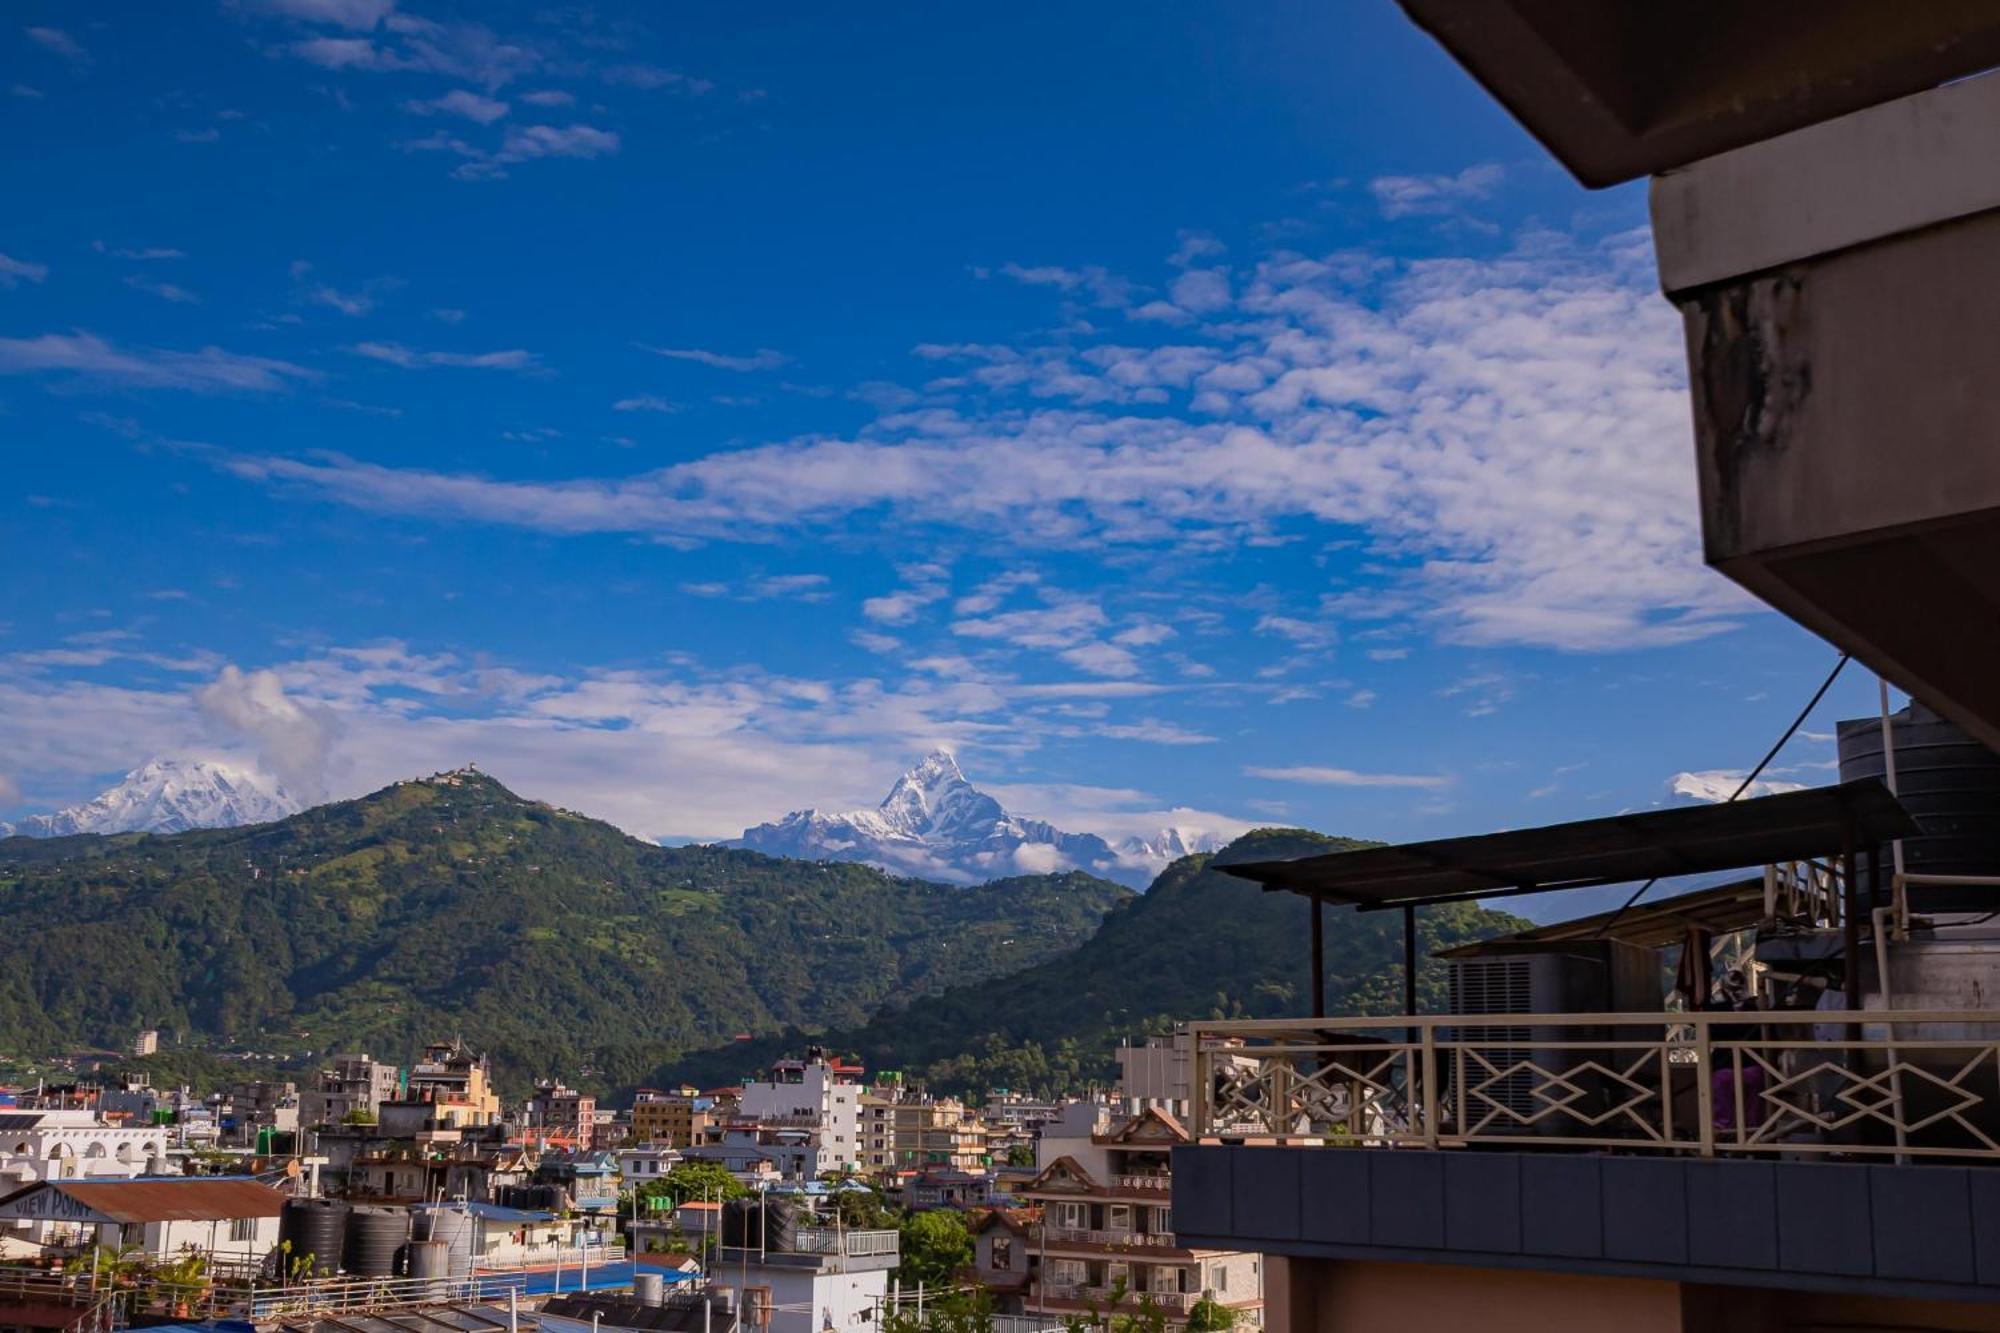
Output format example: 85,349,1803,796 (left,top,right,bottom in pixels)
1310,892,1325,1019
1401,903,1418,1018
1842,819,1862,1011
